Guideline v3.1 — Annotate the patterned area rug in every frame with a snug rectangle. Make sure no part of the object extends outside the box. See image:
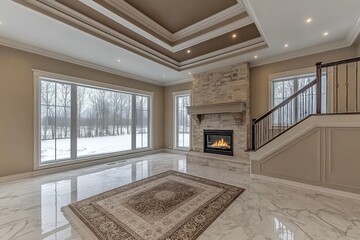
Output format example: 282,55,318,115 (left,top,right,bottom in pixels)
62,170,244,240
